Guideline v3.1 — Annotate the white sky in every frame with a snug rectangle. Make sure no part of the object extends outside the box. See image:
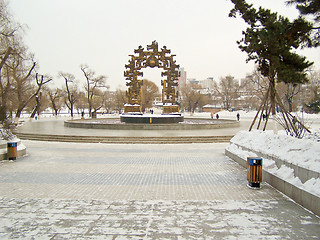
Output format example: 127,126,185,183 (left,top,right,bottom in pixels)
9,0,320,91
